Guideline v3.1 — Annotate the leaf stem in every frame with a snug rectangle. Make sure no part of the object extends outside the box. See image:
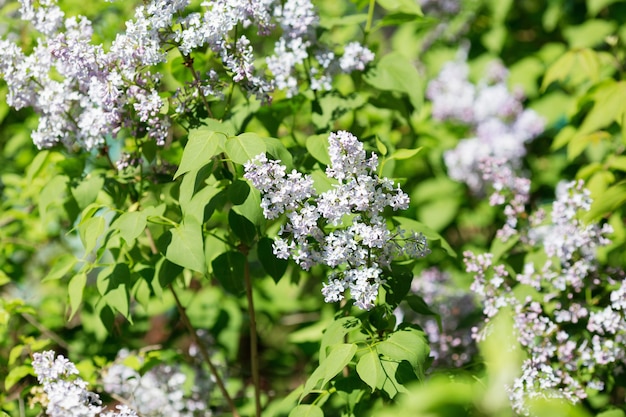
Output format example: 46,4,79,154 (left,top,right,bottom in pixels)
170,285,241,417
